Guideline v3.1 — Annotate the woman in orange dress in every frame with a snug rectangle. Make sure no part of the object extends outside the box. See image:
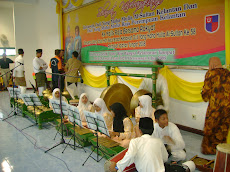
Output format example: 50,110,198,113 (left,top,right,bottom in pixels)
201,57,230,154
